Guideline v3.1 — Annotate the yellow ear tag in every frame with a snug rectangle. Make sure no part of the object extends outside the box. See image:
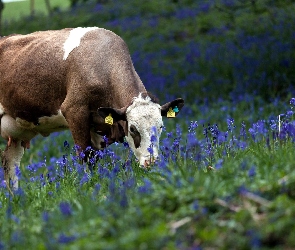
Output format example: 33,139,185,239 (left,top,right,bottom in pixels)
167,107,176,118
105,113,113,125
